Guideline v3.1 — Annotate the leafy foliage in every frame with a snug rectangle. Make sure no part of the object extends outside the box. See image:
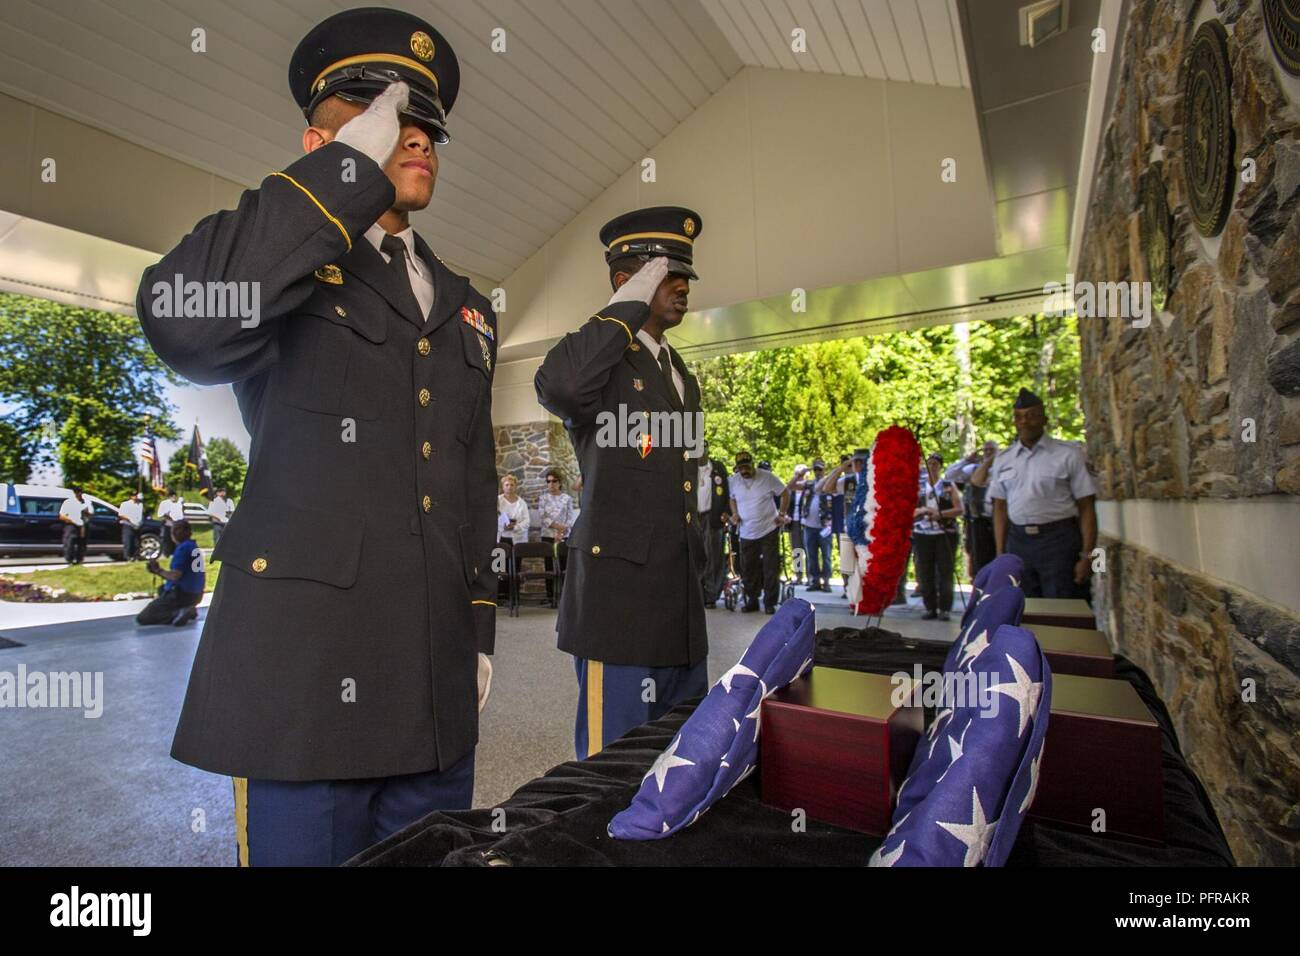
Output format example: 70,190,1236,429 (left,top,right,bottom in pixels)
695,315,1082,474
0,292,180,501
